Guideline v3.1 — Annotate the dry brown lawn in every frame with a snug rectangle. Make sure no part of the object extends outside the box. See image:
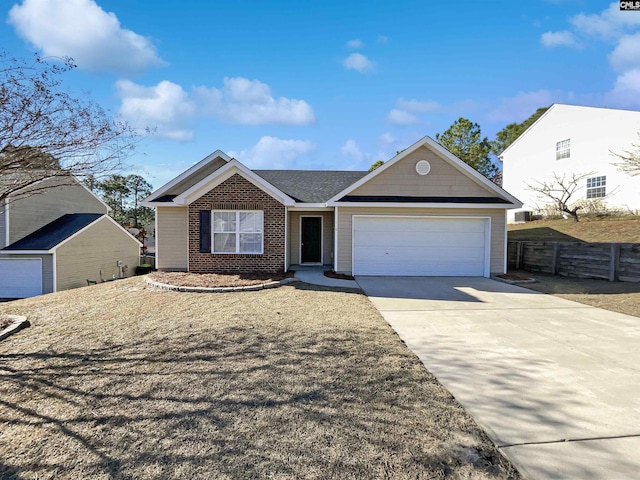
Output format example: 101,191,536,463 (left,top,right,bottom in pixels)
0,277,519,480
515,271,640,318
508,216,640,243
